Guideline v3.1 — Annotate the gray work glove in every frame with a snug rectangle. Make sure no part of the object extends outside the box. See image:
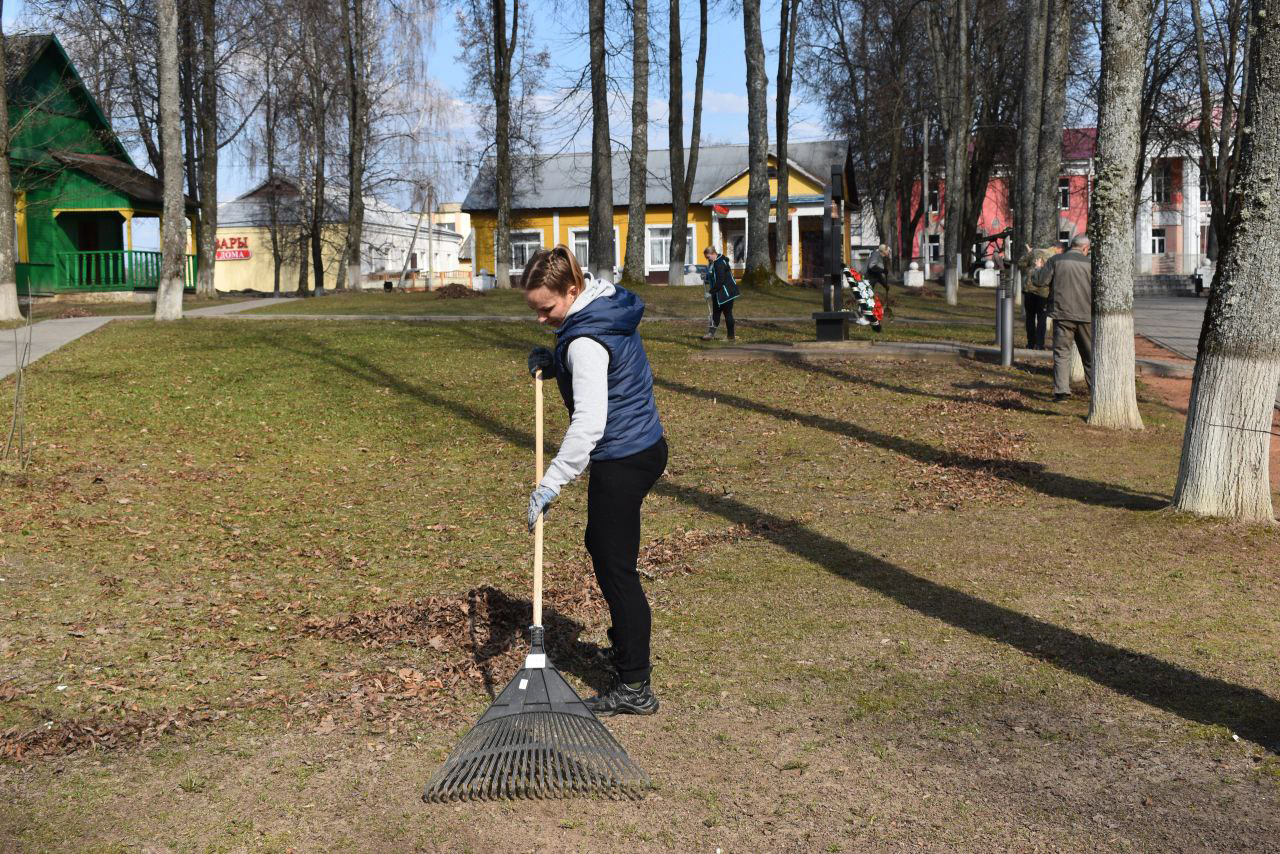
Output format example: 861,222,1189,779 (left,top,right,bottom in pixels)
527,485,558,532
